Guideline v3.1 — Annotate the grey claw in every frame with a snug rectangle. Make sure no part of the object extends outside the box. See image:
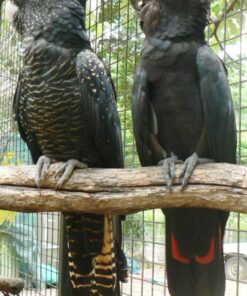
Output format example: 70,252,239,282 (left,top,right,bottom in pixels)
198,158,215,164
167,180,173,192
35,177,41,189
35,156,52,188
160,153,182,191
56,159,88,188
181,179,187,191
170,160,176,179
55,162,68,179
180,152,198,191
180,153,215,191
179,158,189,179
